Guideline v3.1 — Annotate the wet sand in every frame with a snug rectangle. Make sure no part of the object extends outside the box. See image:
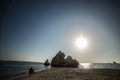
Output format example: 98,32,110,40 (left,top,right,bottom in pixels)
15,68,120,80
